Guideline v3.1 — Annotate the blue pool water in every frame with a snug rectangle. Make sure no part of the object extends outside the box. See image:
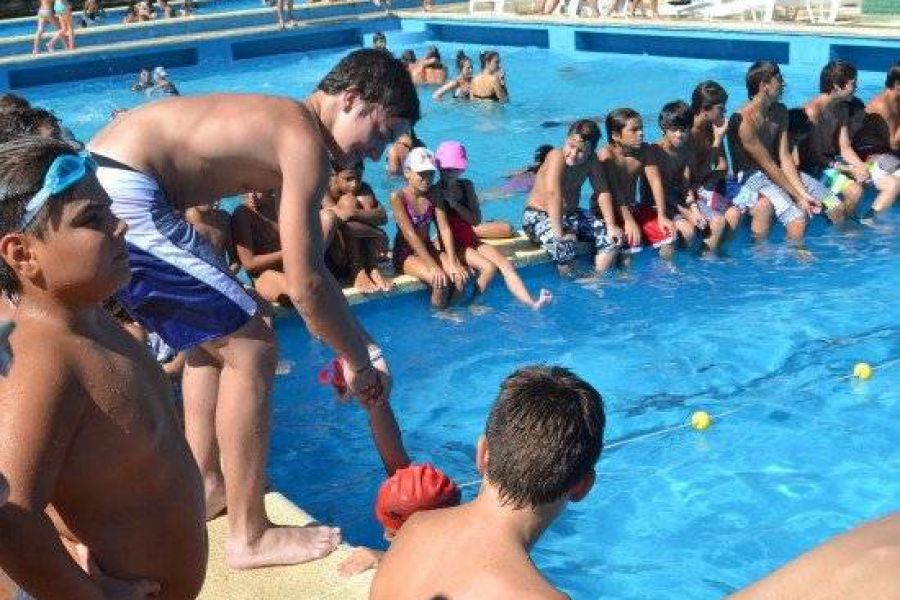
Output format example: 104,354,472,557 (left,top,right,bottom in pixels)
22,43,900,598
